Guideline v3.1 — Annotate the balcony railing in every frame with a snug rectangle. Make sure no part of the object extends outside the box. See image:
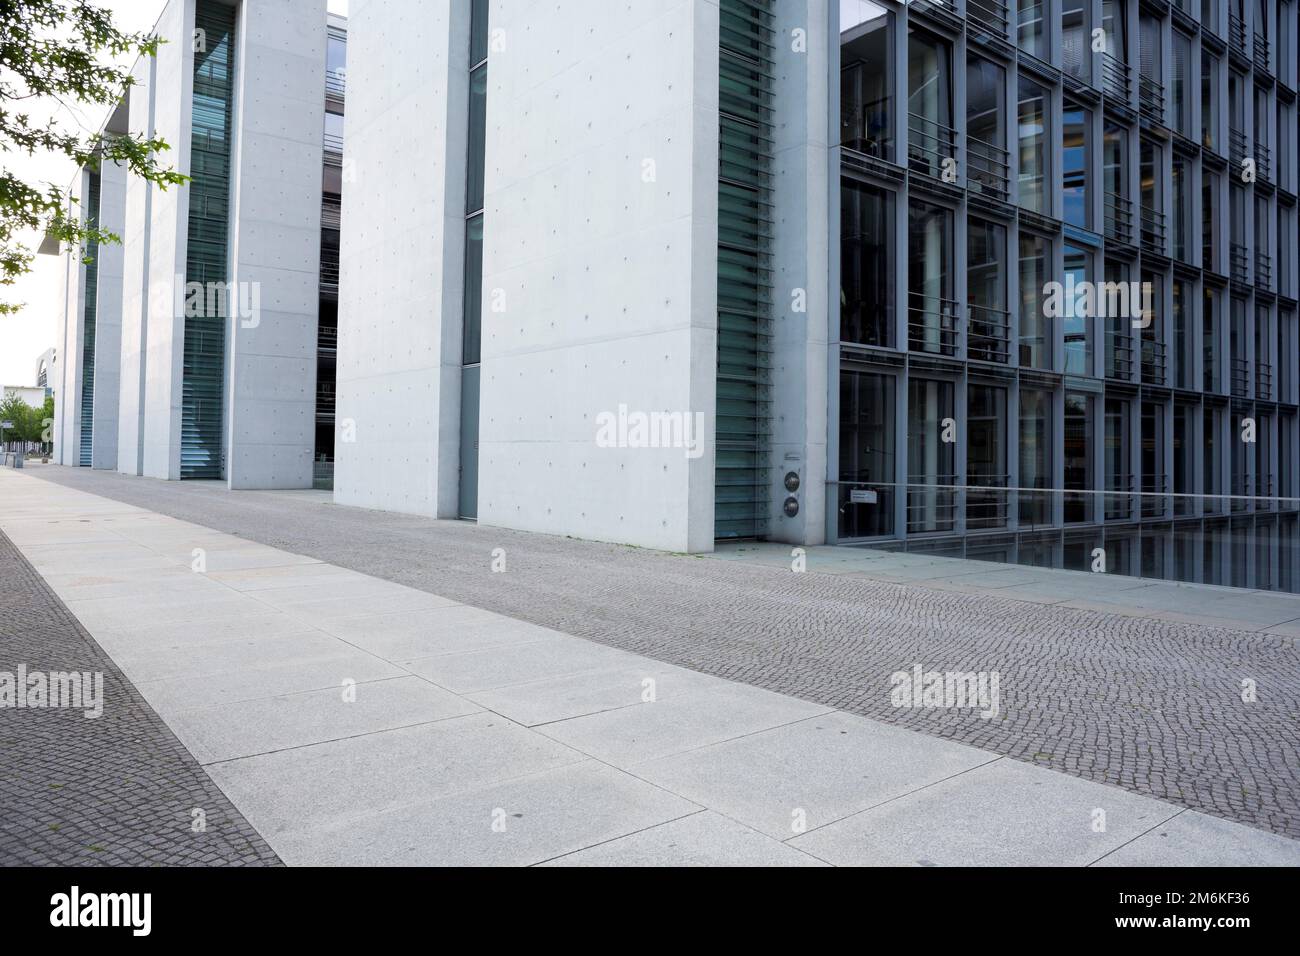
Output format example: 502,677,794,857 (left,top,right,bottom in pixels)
968,305,1011,363
1105,475,1134,521
1230,243,1250,283
1101,53,1130,101
1257,361,1274,400
966,476,1010,530
1142,473,1168,517
907,112,958,179
1104,192,1134,244
1228,16,1248,58
321,198,341,231
966,0,1009,35
908,294,960,356
1257,250,1273,290
1140,205,1166,255
1231,356,1251,397
320,256,339,294
967,137,1010,201
317,324,338,353
1138,76,1165,123
907,475,959,534
1106,330,1135,380
326,69,346,97
1253,32,1270,73
1140,338,1168,385
1229,128,1249,166
1255,142,1271,182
